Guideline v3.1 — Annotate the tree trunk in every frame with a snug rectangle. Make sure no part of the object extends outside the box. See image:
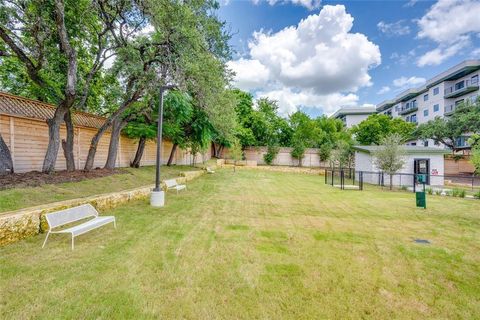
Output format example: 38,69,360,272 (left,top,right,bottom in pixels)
84,92,142,171
390,174,393,190
0,133,13,174
43,106,68,173
167,143,178,166
212,143,217,158
104,118,126,170
131,137,146,168
62,108,75,171
218,145,224,158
